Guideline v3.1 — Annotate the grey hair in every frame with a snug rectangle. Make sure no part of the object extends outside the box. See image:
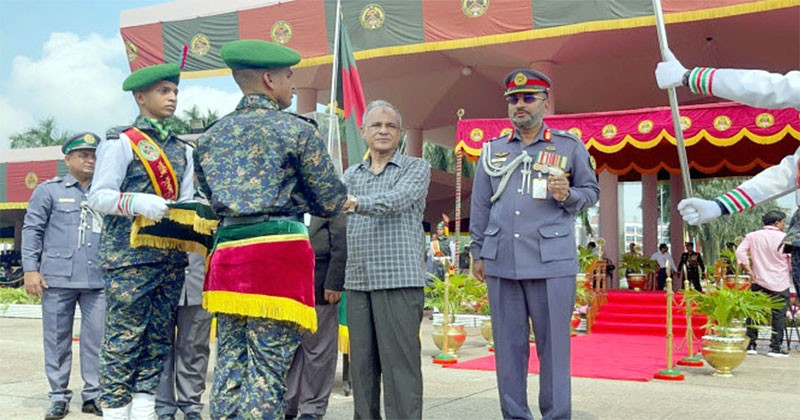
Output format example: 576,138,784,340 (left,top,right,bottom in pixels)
362,100,403,129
